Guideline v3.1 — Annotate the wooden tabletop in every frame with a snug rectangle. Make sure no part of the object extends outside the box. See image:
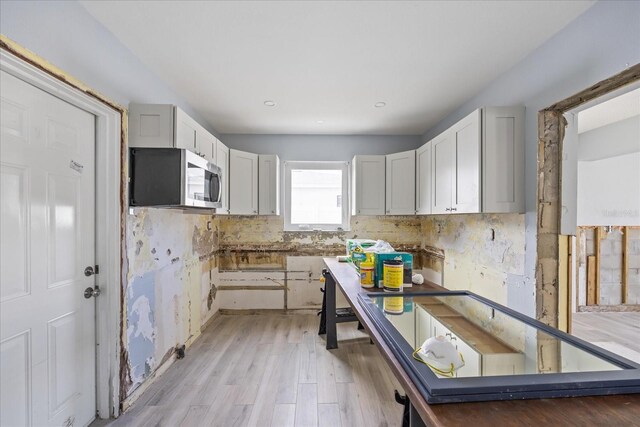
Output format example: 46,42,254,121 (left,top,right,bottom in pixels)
323,257,640,427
